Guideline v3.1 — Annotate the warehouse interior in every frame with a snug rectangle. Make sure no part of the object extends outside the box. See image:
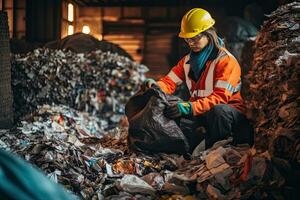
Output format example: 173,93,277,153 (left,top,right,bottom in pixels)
2,0,279,77
0,0,299,199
